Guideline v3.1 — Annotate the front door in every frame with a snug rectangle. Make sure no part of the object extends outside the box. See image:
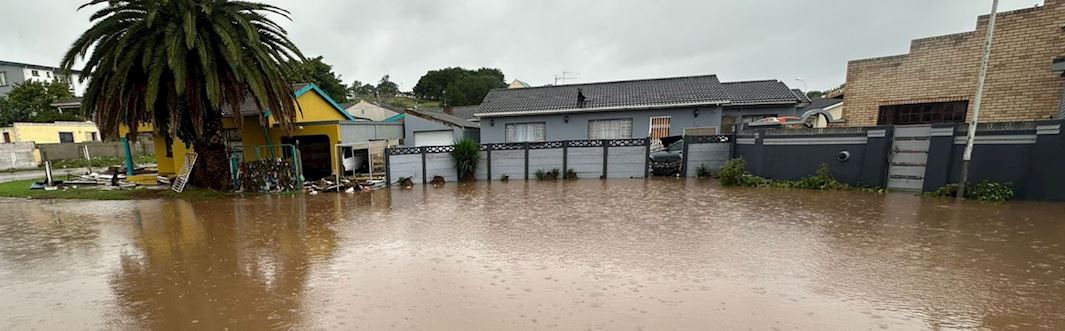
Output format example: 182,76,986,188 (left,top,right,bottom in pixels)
649,116,671,140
